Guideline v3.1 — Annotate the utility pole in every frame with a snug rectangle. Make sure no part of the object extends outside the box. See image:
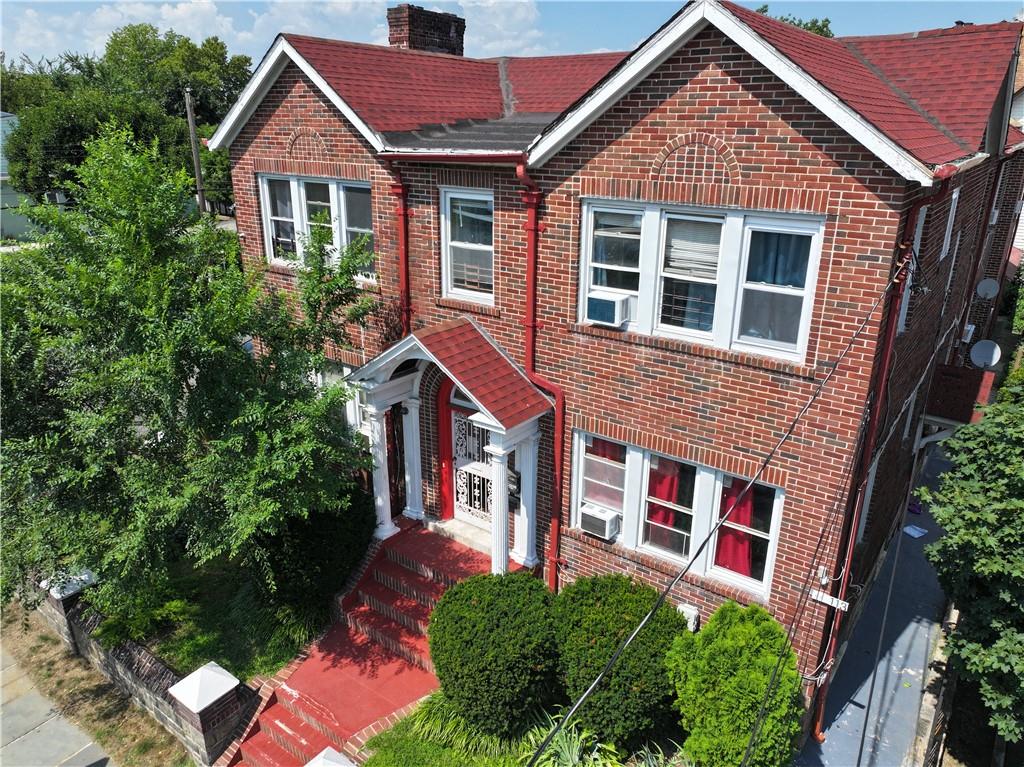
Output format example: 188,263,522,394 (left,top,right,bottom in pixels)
184,87,207,214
